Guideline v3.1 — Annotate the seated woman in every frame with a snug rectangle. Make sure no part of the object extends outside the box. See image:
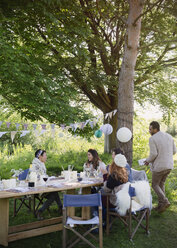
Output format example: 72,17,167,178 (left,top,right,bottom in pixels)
109,148,133,182
102,154,128,209
83,149,106,177
31,149,62,220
